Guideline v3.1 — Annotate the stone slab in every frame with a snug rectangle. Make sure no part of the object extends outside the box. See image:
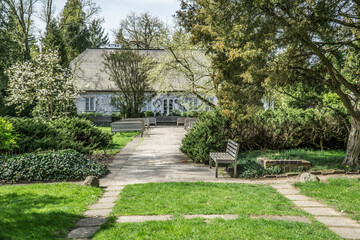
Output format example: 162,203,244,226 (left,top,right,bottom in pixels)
315,216,360,227
97,197,118,203
84,209,112,217
250,215,311,223
284,194,311,201
270,184,294,189
76,217,107,227
183,214,238,220
302,207,343,216
67,226,100,239
277,188,300,195
116,215,173,223
293,201,326,207
105,186,124,191
329,227,360,239
103,191,120,197
89,202,116,210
